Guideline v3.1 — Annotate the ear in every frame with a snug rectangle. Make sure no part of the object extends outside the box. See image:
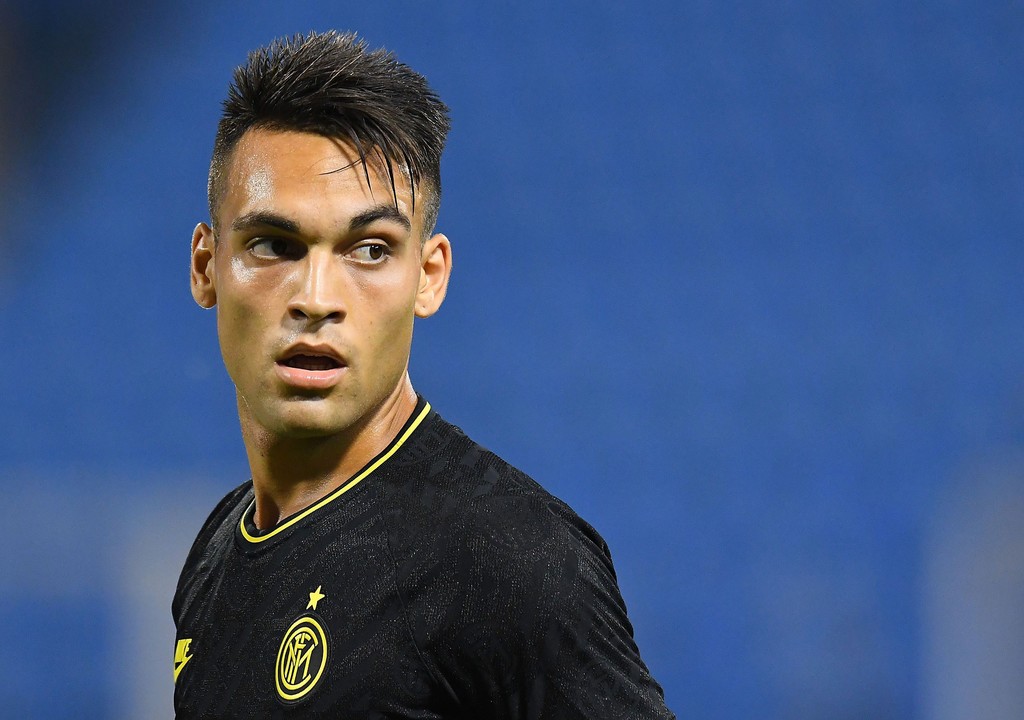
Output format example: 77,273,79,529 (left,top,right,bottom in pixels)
190,223,218,308
415,233,452,318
